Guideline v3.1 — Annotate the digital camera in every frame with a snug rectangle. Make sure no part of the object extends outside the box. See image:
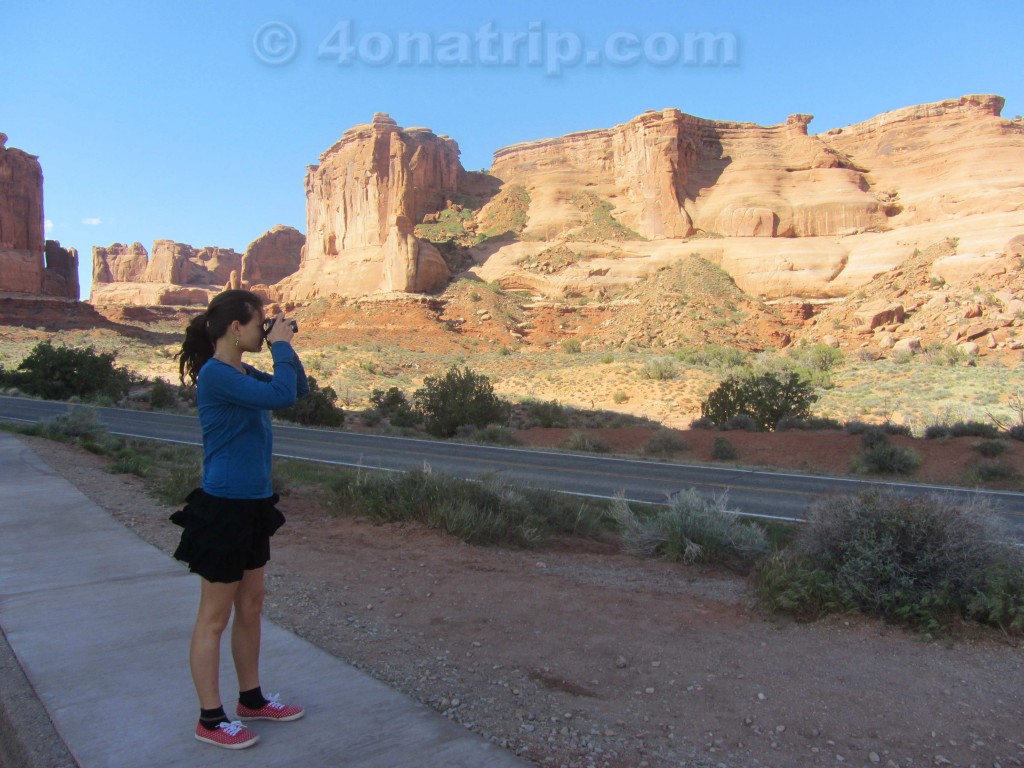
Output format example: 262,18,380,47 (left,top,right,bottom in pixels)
261,317,298,337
